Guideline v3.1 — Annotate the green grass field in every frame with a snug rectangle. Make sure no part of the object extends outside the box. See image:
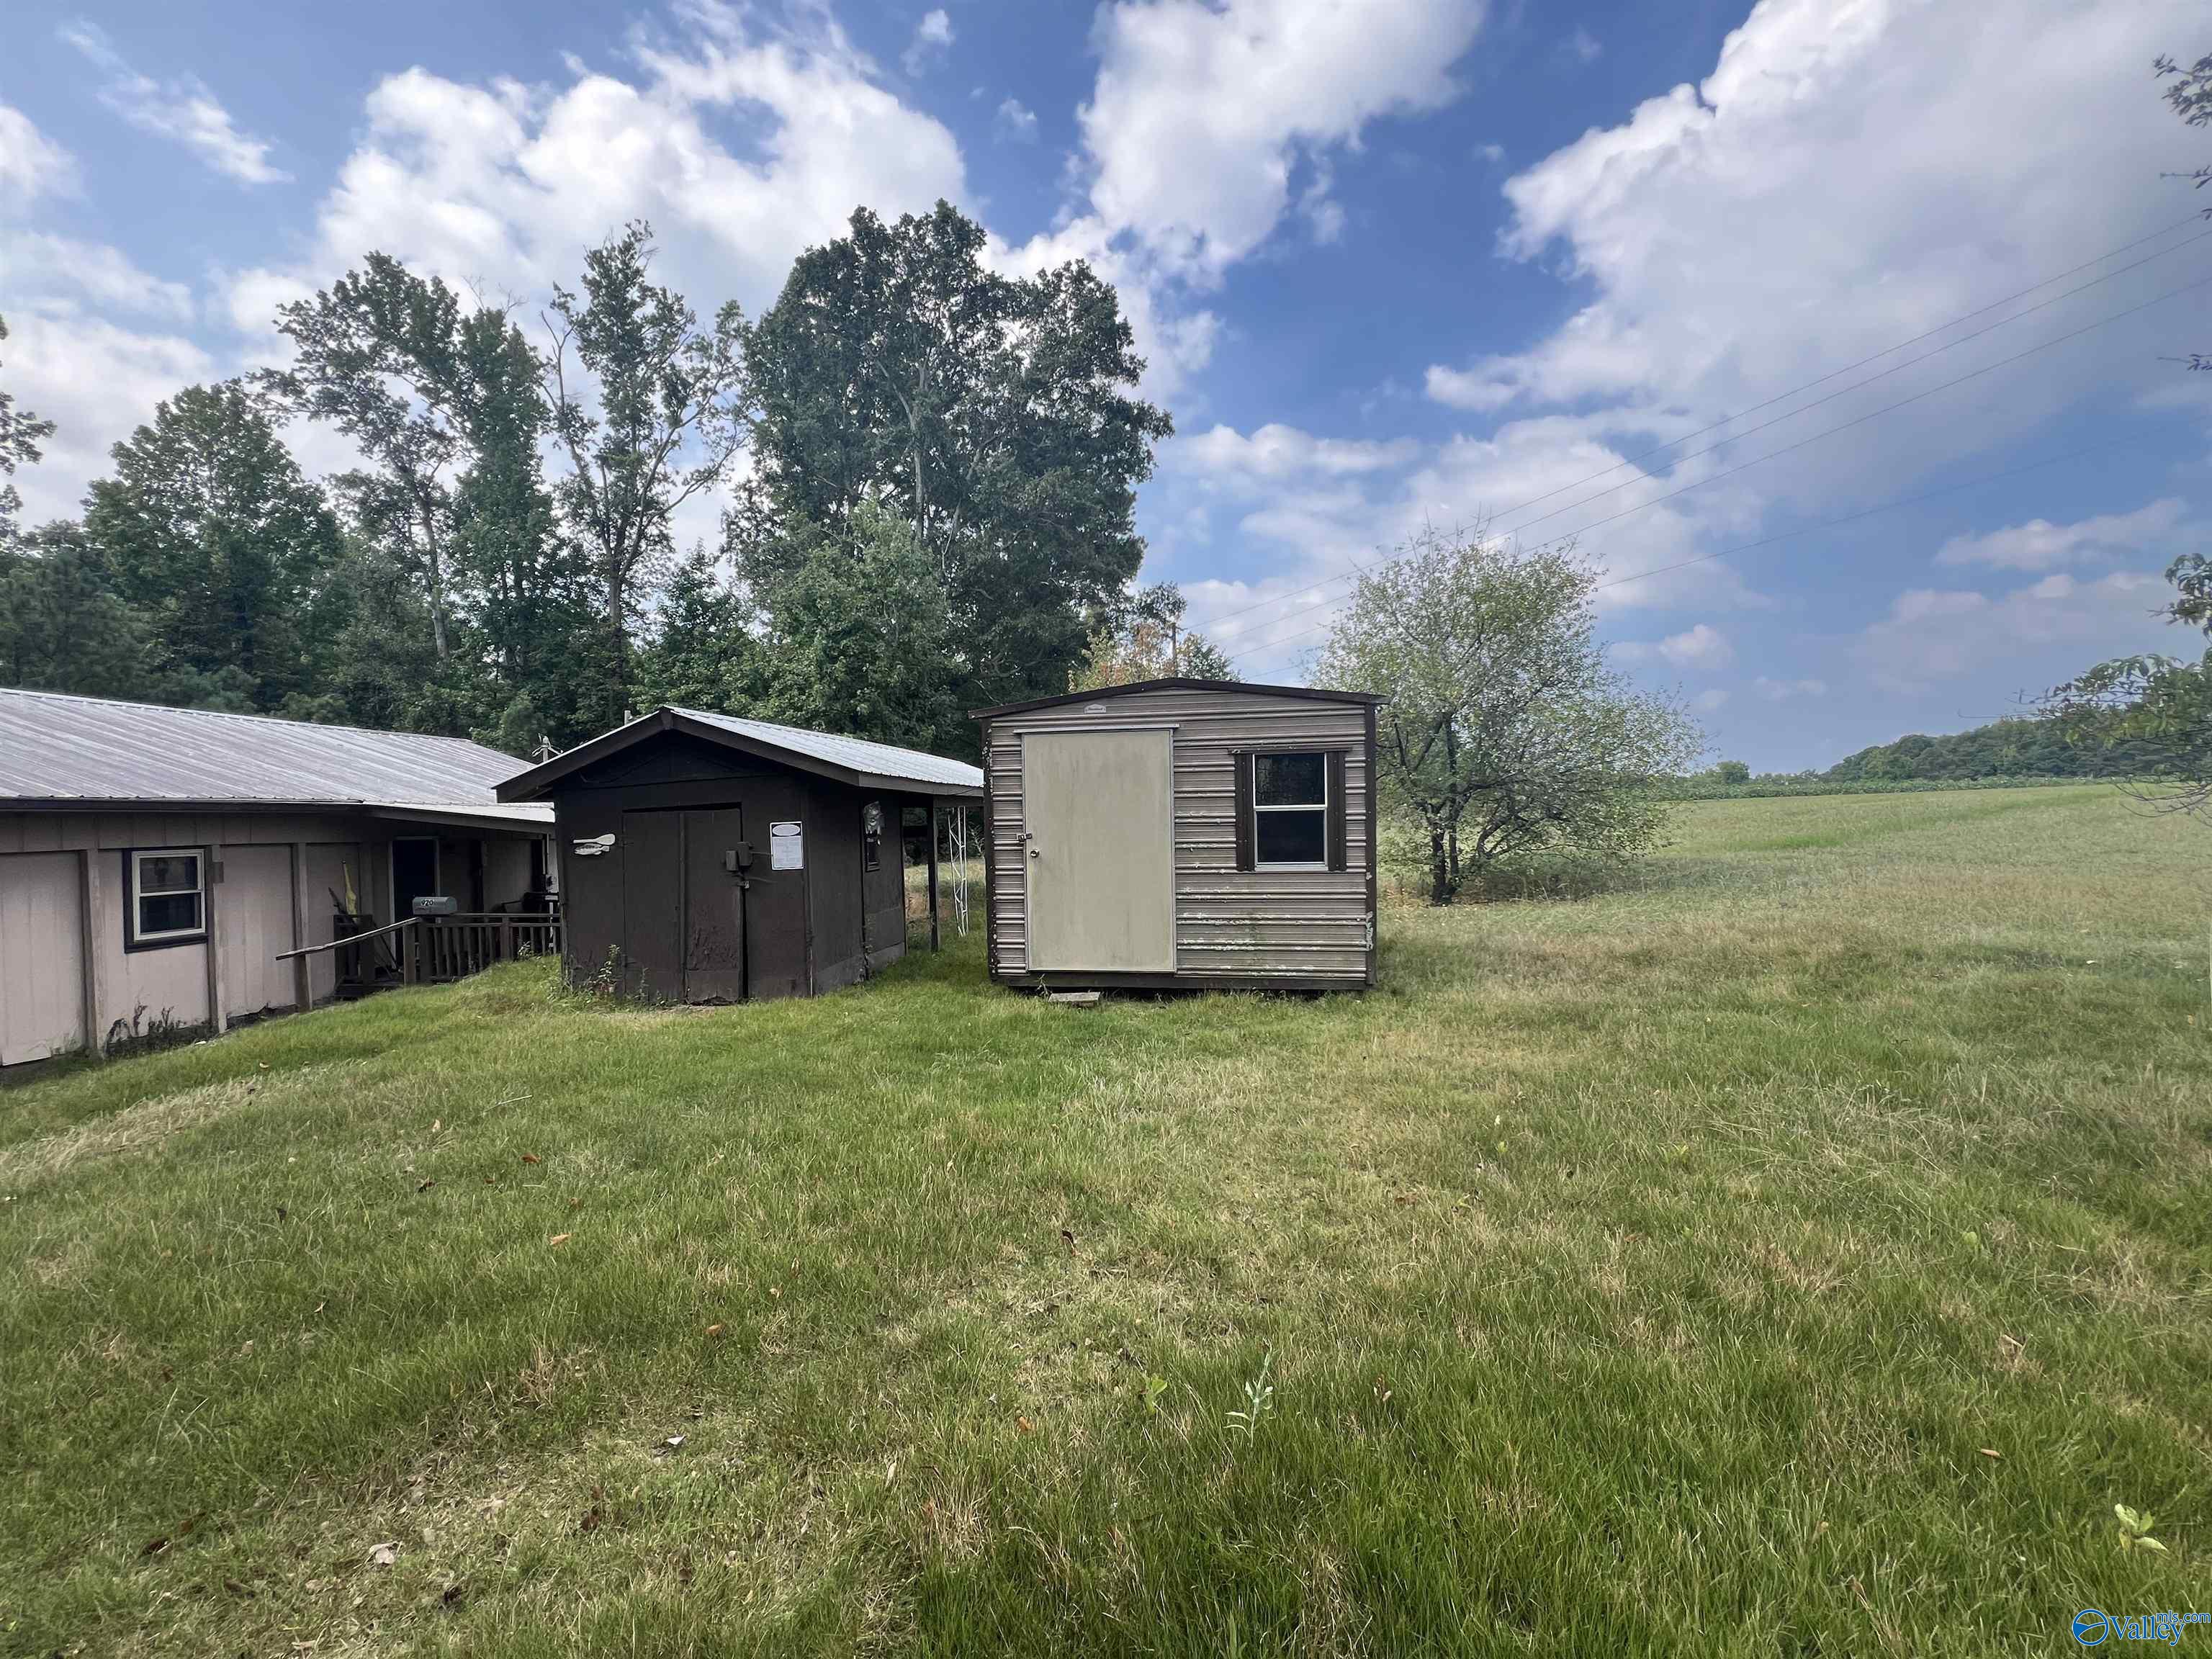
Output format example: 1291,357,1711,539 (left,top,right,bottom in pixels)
4,783,2210,1655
